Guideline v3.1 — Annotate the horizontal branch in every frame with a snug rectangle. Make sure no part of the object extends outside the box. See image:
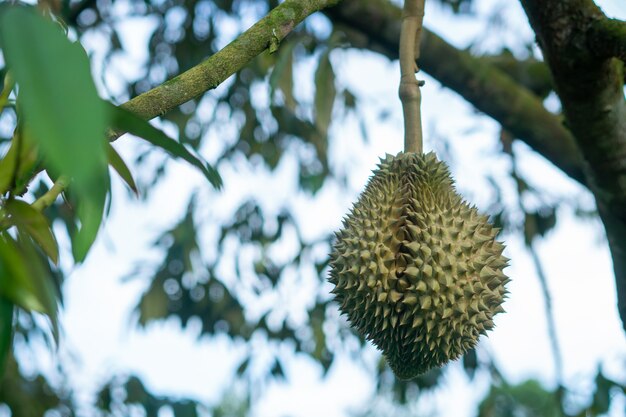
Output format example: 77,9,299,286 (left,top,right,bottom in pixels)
588,17,626,62
325,0,586,185
481,55,553,98
110,0,340,139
